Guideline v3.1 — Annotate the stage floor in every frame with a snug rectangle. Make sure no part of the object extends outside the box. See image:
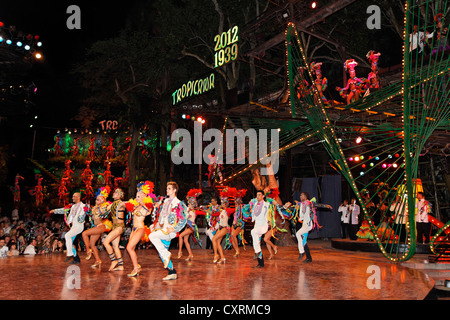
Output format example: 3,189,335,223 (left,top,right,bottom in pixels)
0,240,434,300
